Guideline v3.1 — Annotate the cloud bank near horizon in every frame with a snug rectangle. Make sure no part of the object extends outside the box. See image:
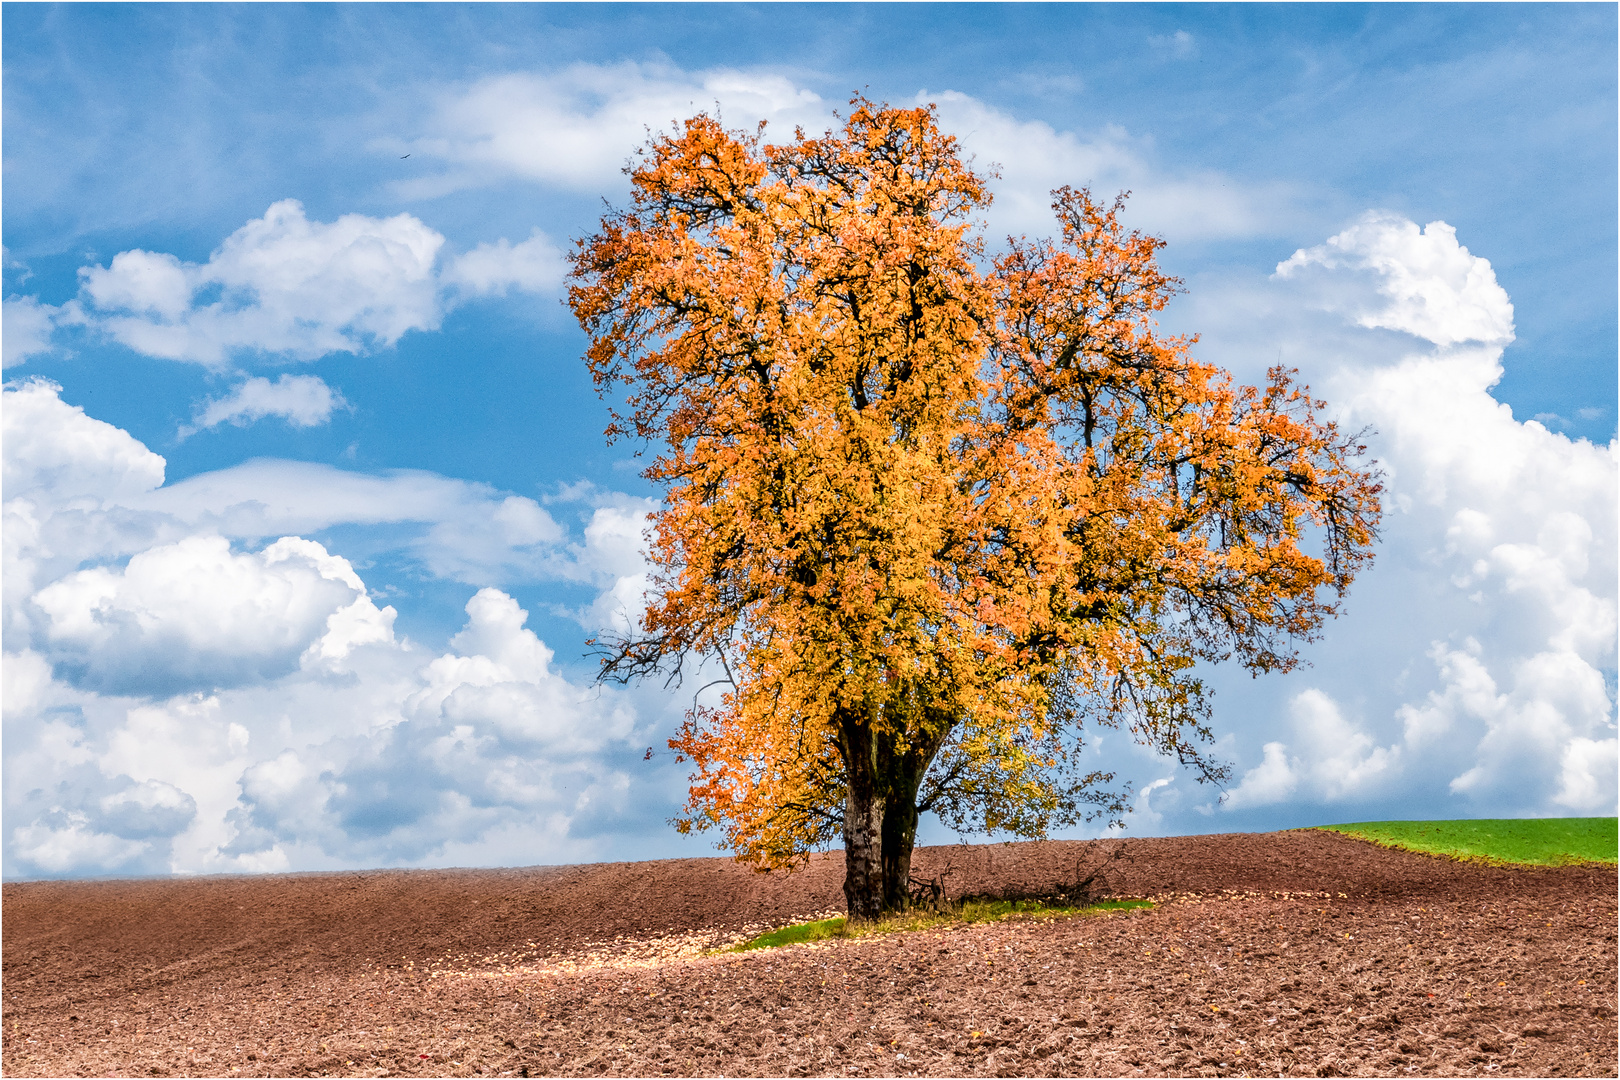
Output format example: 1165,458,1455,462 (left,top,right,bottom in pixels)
3,377,660,878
